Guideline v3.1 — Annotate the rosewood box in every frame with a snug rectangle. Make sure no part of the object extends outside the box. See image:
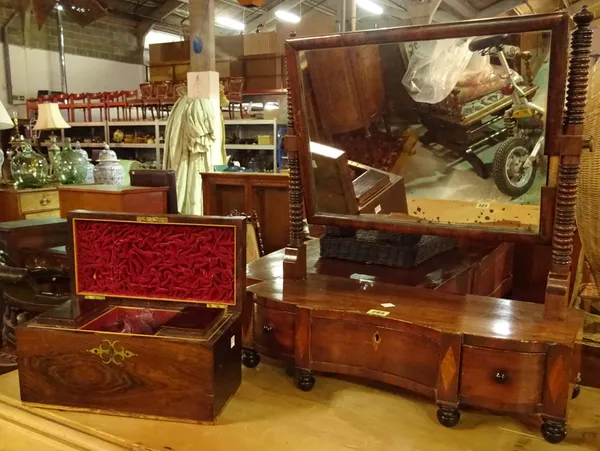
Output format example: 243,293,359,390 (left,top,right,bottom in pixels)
16,211,246,423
